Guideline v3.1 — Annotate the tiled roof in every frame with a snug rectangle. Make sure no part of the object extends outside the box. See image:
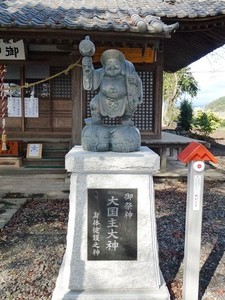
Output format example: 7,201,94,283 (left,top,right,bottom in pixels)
1,0,225,33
